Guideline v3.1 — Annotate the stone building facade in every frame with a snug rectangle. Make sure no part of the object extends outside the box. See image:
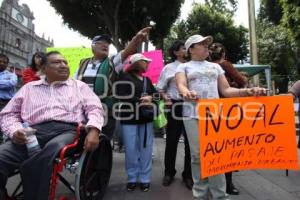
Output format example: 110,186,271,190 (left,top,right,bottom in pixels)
0,0,53,72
